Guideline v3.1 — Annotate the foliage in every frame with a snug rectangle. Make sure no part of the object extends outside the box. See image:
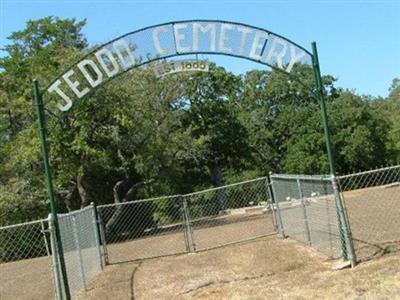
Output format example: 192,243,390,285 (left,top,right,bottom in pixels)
0,17,398,227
